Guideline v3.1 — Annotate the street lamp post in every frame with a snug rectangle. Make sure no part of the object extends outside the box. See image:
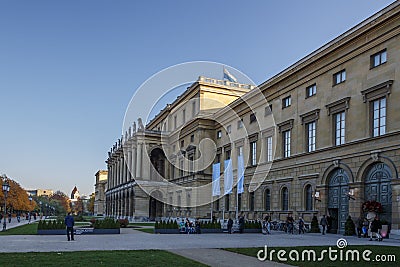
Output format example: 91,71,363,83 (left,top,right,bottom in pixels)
39,201,42,219
2,178,10,231
28,195,32,223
